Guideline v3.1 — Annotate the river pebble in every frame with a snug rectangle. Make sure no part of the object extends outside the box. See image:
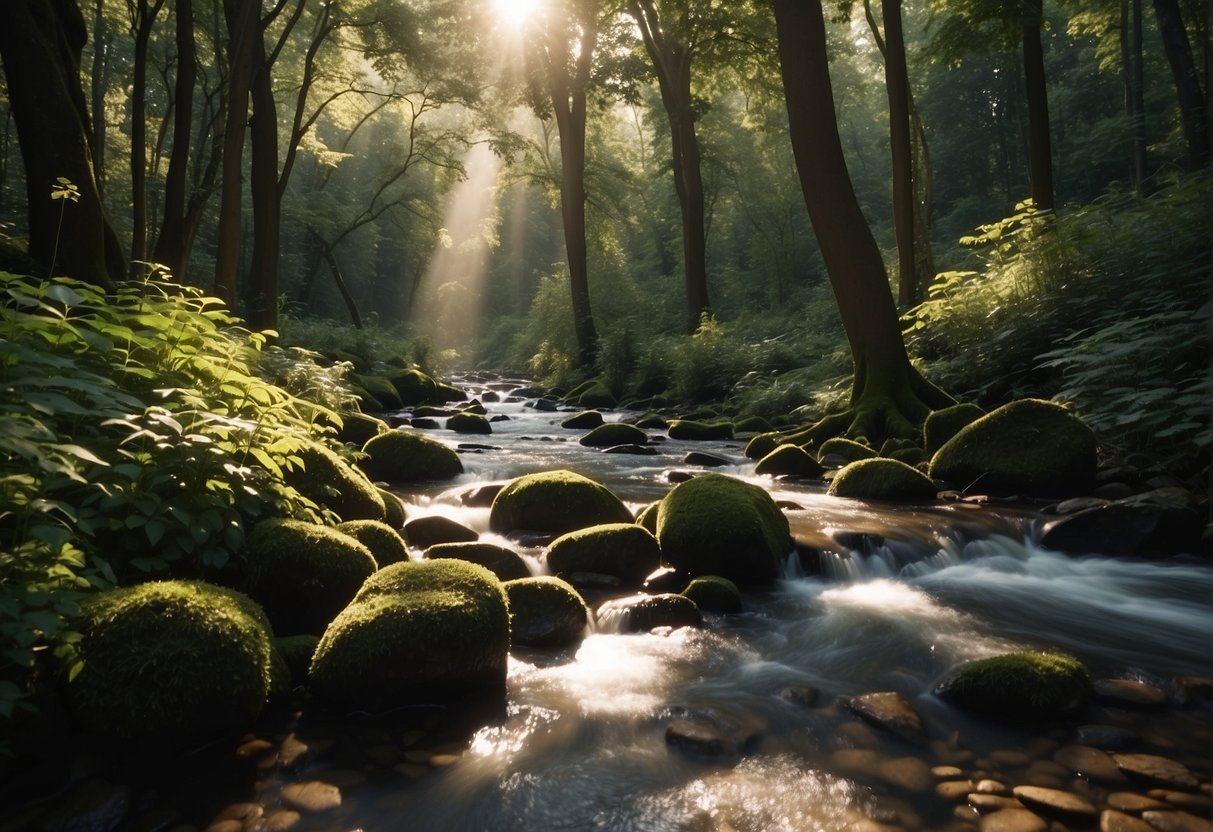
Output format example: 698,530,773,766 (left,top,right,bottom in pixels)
1108,792,1170,813
1095,679,1169,709
978,807,1048,832
976,779,1013,796
937,779,976,801
1053,744,1127,783
1140,810,1213,832
203,821,243,832
844,691,928,745
280,782,341,813
666,718,737,760
1101,809,1156,832
969,794,1024,813
1012,785,1098,821
1114,754,1200,790
277,735,310,771
213,804,262,825
252,811,300,832
1152,790,1212,814
236,739,273,759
